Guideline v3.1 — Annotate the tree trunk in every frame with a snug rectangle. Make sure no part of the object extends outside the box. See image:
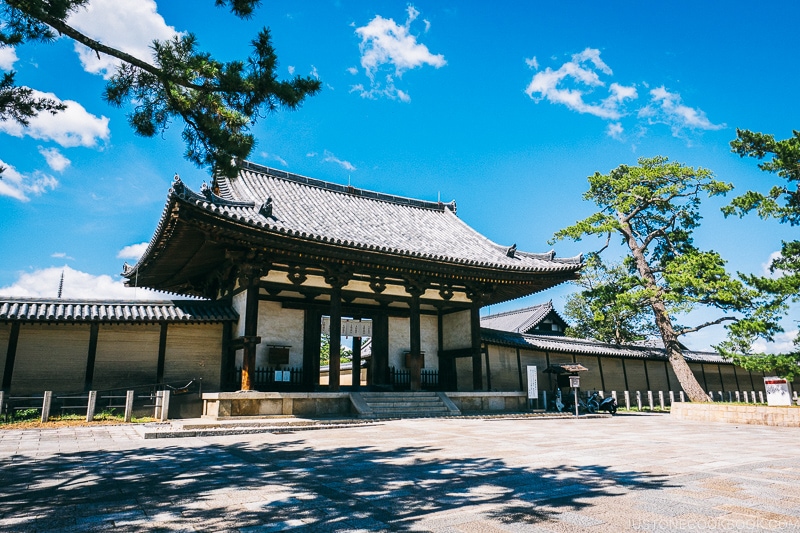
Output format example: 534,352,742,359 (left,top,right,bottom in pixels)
619,217,710,402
